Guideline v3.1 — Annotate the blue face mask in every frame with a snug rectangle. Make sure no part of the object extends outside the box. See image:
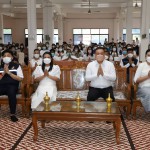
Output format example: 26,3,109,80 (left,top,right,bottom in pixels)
122,51,127,55
51,53,55,57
